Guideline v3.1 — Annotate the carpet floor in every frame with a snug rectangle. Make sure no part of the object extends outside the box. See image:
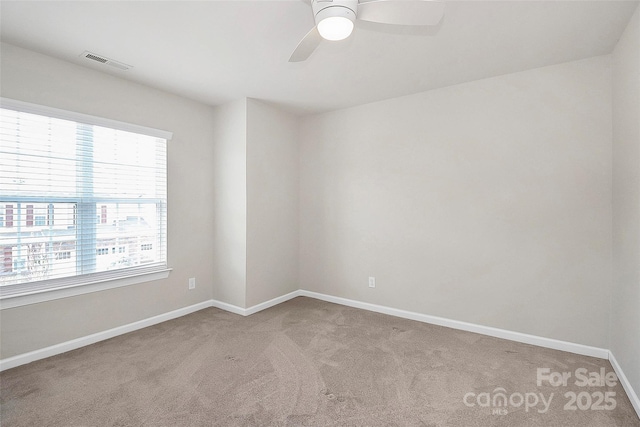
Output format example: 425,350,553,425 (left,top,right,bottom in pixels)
1,296,639,426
